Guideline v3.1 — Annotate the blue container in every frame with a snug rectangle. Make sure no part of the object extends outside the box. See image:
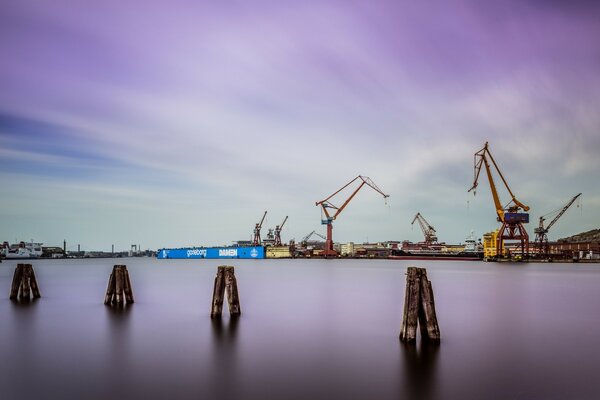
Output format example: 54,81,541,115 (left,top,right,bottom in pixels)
156,246,265,259
504,213,529,223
